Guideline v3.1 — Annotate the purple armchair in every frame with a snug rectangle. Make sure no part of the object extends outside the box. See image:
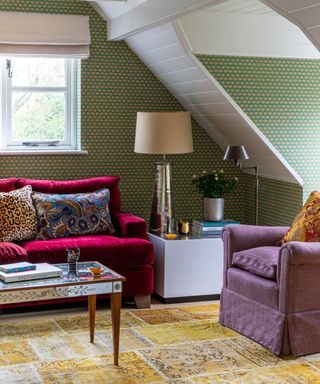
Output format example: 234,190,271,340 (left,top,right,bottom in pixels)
220,224,320,356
